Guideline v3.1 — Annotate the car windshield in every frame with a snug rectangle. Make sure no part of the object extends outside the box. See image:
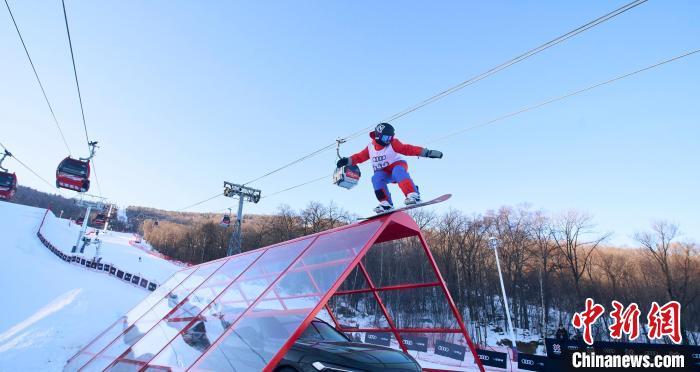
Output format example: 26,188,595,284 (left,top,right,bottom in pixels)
0,173,13,188
59,159,88,176
300,321,349,342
